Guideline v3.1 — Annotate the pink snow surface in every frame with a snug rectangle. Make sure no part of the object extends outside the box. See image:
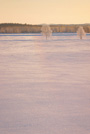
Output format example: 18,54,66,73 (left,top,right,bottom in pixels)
0,33,90,134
